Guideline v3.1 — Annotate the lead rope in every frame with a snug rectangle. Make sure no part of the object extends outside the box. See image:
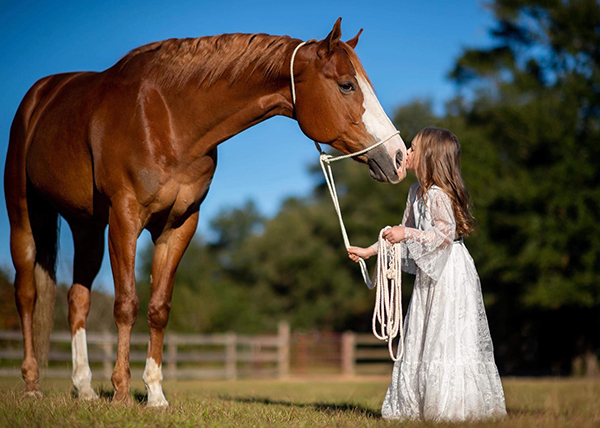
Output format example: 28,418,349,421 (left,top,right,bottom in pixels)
372,227,404,361
317,152,372,288
318,152,403,360
290,40,404,361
